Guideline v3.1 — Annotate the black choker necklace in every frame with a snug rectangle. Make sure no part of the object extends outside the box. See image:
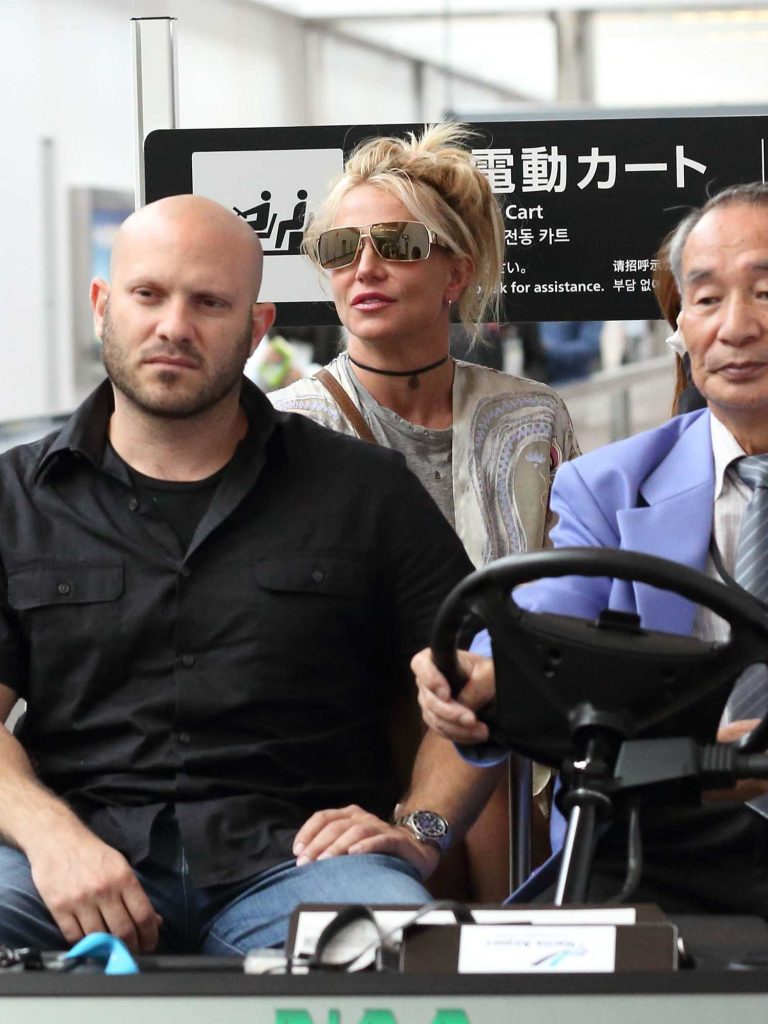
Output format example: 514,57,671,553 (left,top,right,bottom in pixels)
347,353,450,390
